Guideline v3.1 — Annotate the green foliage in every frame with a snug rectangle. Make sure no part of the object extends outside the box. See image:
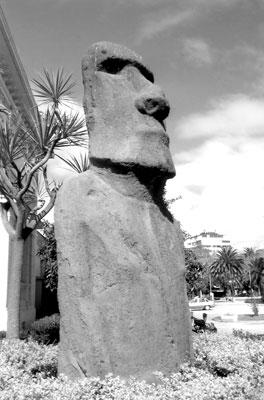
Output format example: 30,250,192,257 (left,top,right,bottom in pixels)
210,247,244,295
0,69,87,212
32,68,75,108
249,296,260,316
0,333,264,399
233,329,264,341
0,331,6,340
38,221,58,292
30,314,60,345
56,151,89,174
250,257,264,300
241,247,258,294
185,248,207,296
185,247,214,297
0,339,58,382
